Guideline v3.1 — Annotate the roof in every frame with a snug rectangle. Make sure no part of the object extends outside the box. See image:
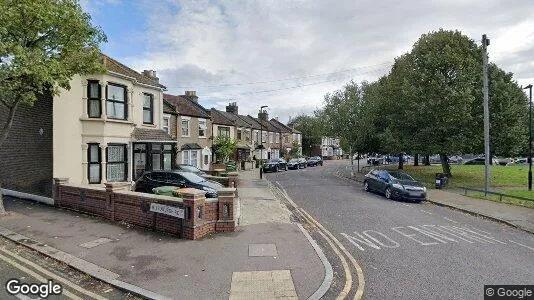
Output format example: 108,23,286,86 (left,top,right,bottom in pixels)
269,118,292,133
238,115,262,130
210,109,235,126
248,115,279,132
163,94,210,118
163,100,177,114
131,128,174,141
286,121,302,133
181,143,202,150
102,54,166,89
216,110,251,128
